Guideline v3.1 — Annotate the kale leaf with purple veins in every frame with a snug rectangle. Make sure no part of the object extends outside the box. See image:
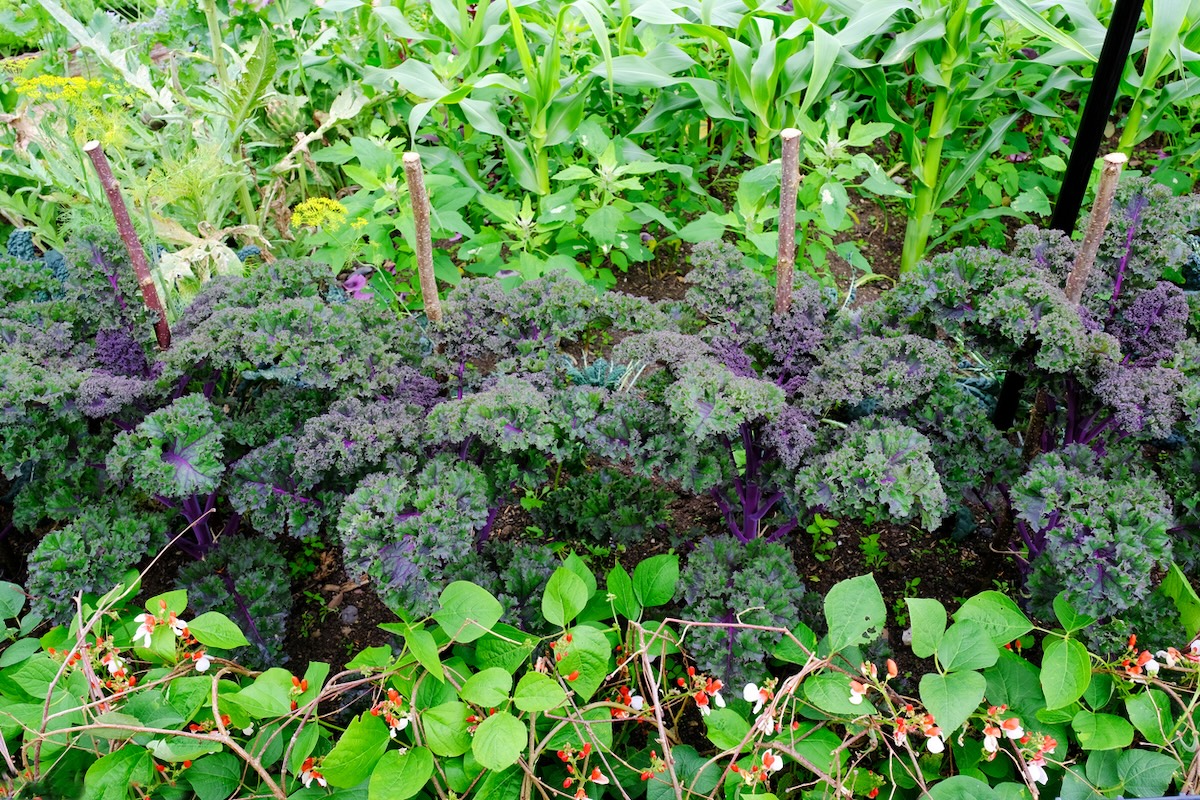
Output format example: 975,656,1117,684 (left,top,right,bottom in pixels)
1013,445,1173,624
665,361,784,440
176,534,292,668
677,535,813,688
802,334,951,415
292,397,424,485
228,437,334,539
756,275,833,393
106,394,225,498
901,377,1022,508
1099,180,1200,296
426,376,557,456
94,328,151,377
683,241,772,343
762,405,818,471
0,352,88,480
793,420,948,530
337,456,491,618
